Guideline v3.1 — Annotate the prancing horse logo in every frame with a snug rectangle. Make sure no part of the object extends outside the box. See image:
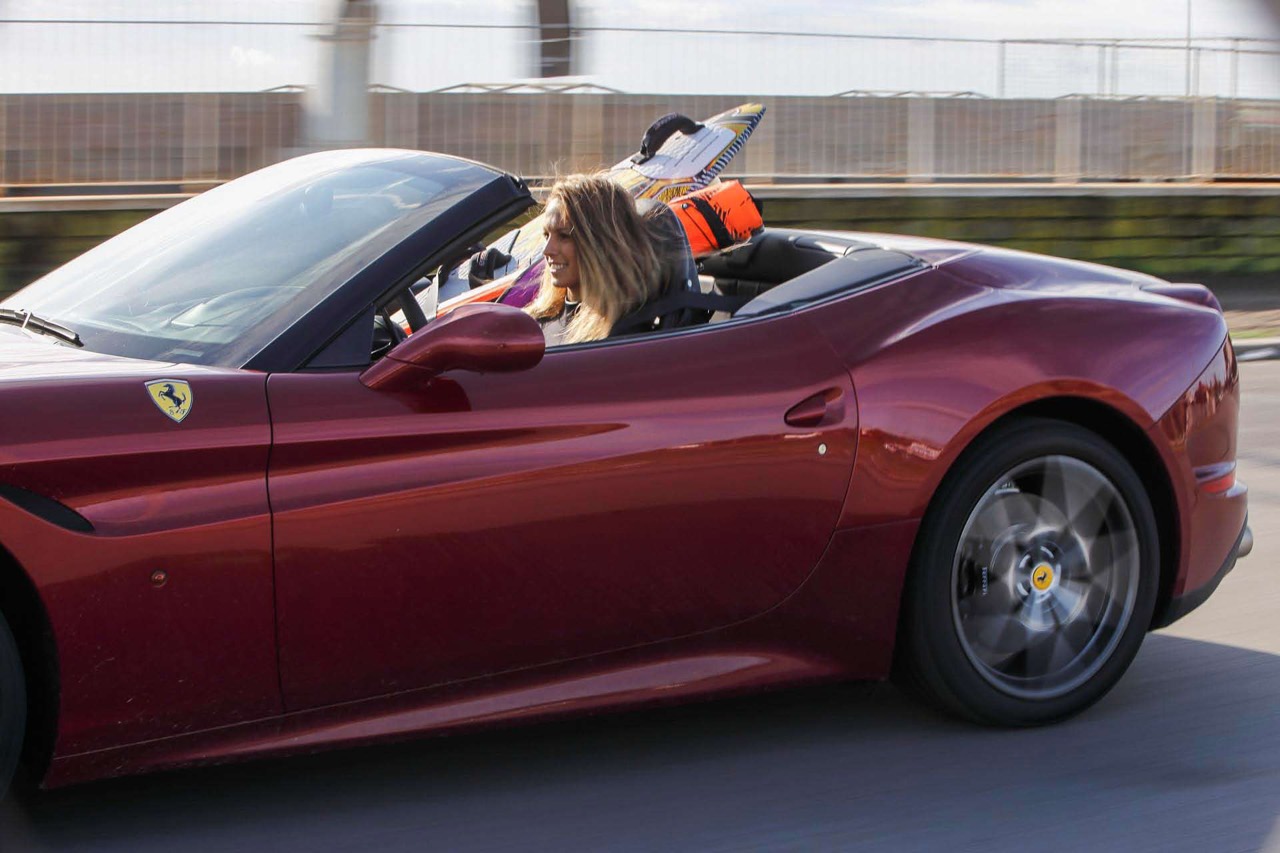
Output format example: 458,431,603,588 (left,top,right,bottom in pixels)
1032,564,1054,591
145,379,194,423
